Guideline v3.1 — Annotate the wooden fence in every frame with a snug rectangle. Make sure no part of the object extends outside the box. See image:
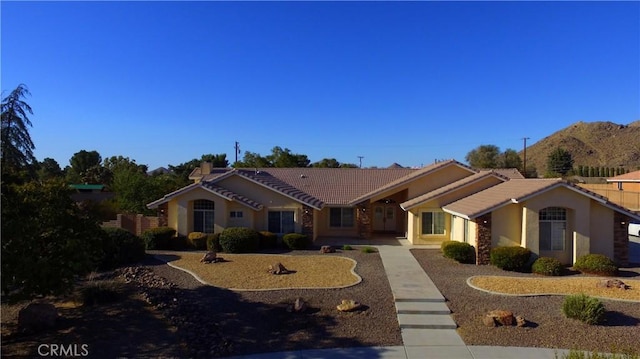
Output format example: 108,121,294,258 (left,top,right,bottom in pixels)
578,184,640,212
